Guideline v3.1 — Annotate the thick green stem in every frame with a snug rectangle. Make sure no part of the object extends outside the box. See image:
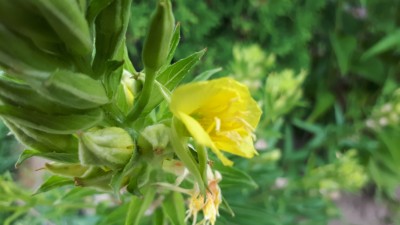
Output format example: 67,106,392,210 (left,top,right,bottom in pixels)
125,195,137,225
125,68,156,123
